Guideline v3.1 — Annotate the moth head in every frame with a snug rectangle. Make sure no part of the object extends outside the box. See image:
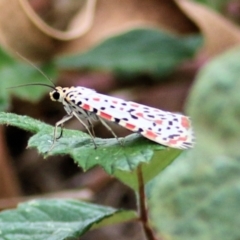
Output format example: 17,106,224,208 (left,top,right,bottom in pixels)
49,86,65,102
